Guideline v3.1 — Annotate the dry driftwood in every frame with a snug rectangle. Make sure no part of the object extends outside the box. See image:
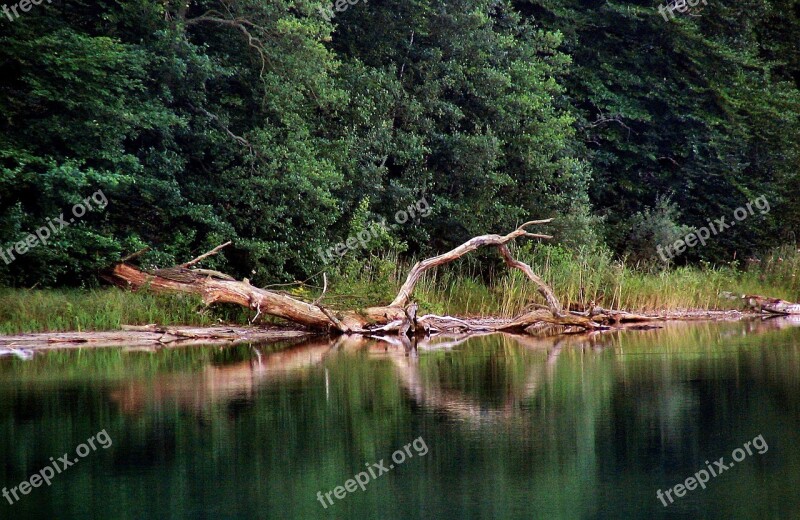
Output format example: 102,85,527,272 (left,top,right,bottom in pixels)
744,295,800,315
106,220,655,336
0,326,310,351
